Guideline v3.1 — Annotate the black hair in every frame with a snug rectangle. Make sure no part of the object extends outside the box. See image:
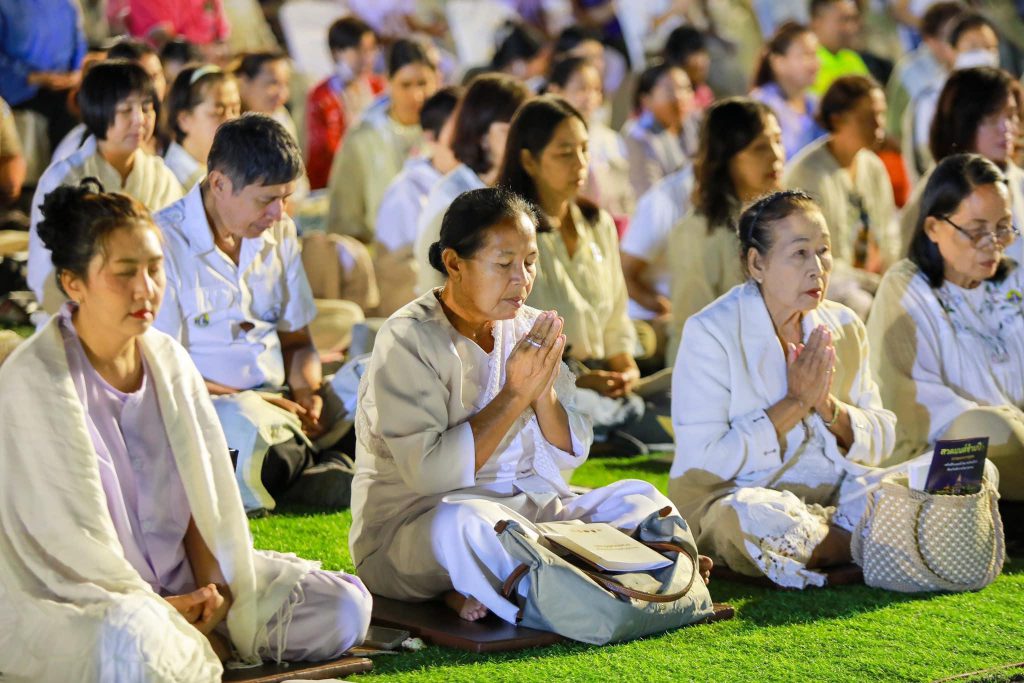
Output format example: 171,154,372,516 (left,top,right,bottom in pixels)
809,0,848,18
449,74,531,175
387,37,435,78
948,11,997,47
693,97,776,232
553,26,602,57
420,86,462,138
232,50,288,80
663,25,708,67
496,95,597,231
160,38,201,65
547,56,596,90
206,113,304,189
167,65,233,143
816,74,880,132
106,37,158,61
429,187,539,275
920,2,967,40
633,61,680,112
328,15,373,53
929,67,1018,161
491,22,544,71
78,60,157,140
909,153,1010,288
753,21,814,88
37,178,156,294
737,189,819,274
